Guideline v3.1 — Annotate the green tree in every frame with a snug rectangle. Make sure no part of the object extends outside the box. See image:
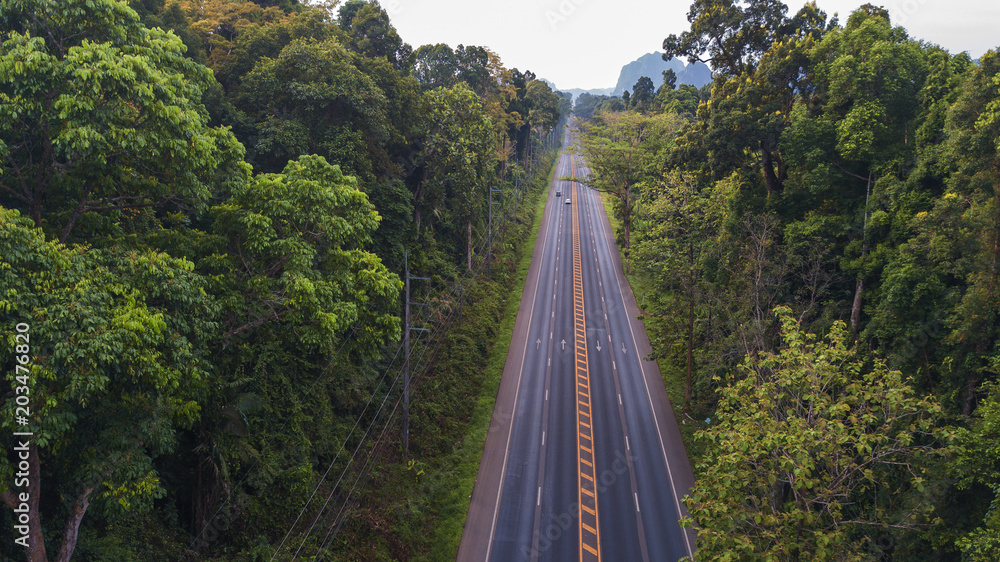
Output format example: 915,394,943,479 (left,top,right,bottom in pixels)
413,42,458,89
578,111,676,271
953,383,1000,559
236,36,391,177
418,83,495,269
677,2,832,197
938,48,1000,409
660,68,677,91
662,0,790,77
0,207,217,562
337,0,412,71
683,307,945,560
630,76,655,111
634,169,723,407
812,8,927,332
209,154,401,352
525,79,560,143
0,0,248,244
188,154,400,545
